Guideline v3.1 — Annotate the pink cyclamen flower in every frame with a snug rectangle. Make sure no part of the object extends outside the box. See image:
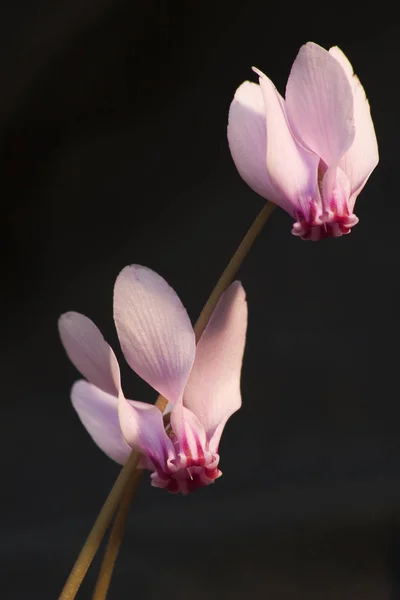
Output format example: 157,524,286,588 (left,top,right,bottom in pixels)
58,265,247,494
228,42,379,240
